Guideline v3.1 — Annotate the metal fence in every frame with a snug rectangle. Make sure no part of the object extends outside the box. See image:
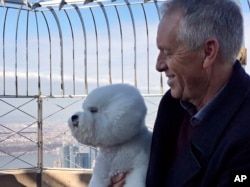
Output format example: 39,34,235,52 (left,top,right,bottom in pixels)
0,0,248,171
0,0,166,170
